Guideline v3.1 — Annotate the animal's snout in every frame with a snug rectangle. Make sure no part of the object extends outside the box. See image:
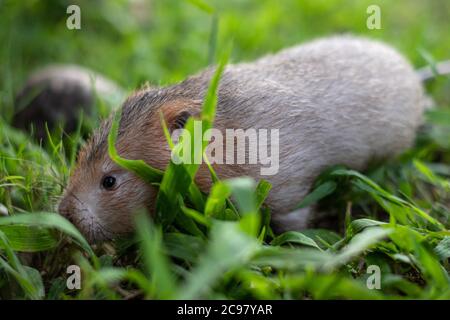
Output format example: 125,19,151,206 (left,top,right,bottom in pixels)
58,197,76,224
